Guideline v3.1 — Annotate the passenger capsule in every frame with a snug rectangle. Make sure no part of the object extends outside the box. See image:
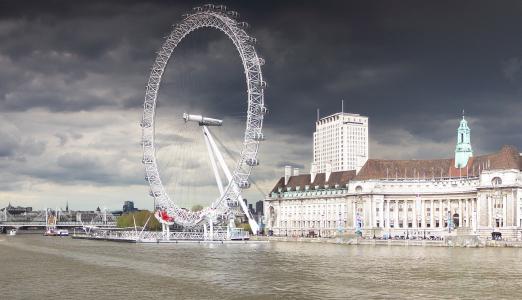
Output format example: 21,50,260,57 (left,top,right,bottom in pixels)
149,190,161,197
253,80,267,88
140,120,151,128
253,132,265,141
246,158,259,166
227,11,239,18
141,139,152,147
238,181,251,189
142,157,153,164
